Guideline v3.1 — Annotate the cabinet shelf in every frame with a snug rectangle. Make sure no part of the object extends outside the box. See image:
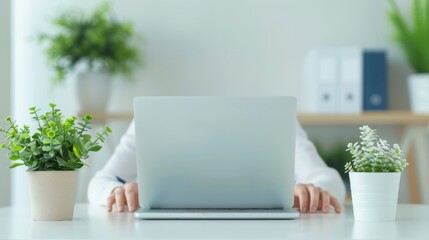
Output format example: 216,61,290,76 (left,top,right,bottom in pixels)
81,110,429,126
298,111,429,125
